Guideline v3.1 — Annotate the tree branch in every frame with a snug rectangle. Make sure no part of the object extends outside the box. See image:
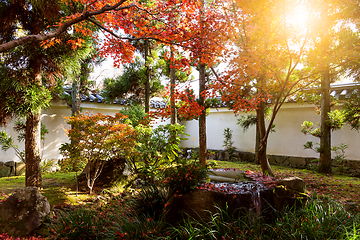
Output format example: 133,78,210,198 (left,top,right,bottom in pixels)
210,66,220,80
0,0,128,53
91,17,195,49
